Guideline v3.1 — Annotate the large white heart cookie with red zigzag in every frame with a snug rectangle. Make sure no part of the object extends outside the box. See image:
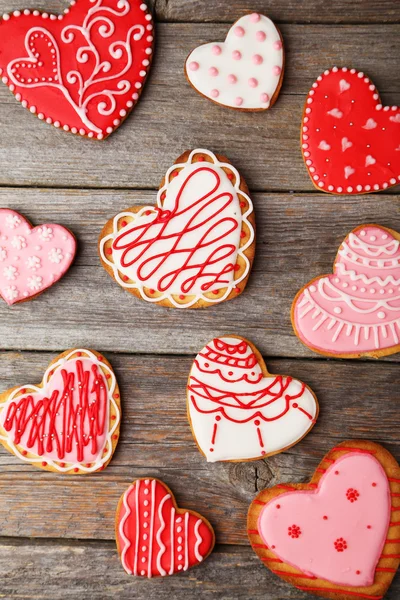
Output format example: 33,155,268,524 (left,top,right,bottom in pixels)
0,0,154,139
0,348,121,474
116,477,215,577
187,336,318,462
99,149,256,309
248,441,400,600
302,67,400,194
